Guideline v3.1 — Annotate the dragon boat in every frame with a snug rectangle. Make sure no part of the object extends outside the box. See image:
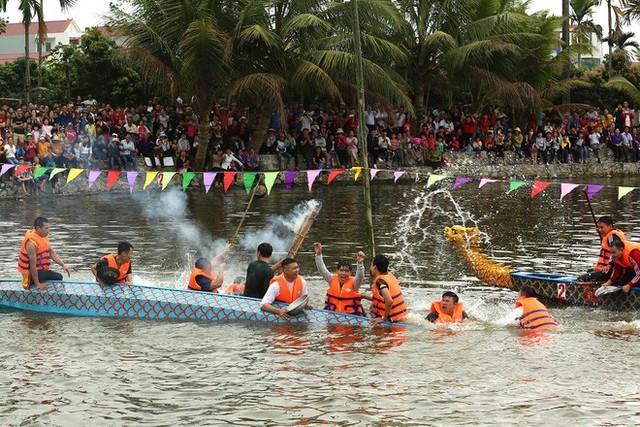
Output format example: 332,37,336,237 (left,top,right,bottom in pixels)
444,226,640,312
0,279,383,326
